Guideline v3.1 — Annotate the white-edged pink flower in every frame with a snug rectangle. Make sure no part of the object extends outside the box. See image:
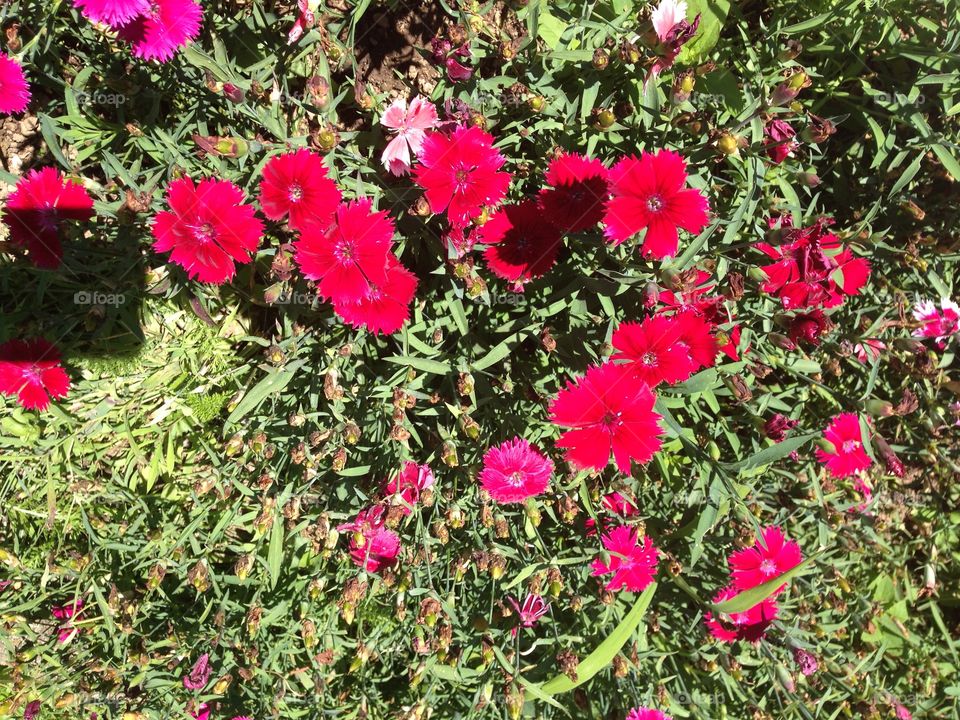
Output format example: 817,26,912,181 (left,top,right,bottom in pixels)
651,0,688,42
380,96,439,176
912,297,960,348
288,0,319,44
